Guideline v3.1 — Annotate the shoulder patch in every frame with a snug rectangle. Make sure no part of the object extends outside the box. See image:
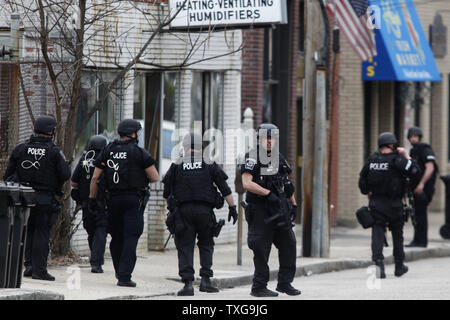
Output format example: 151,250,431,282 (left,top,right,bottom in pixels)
245,158,257,170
